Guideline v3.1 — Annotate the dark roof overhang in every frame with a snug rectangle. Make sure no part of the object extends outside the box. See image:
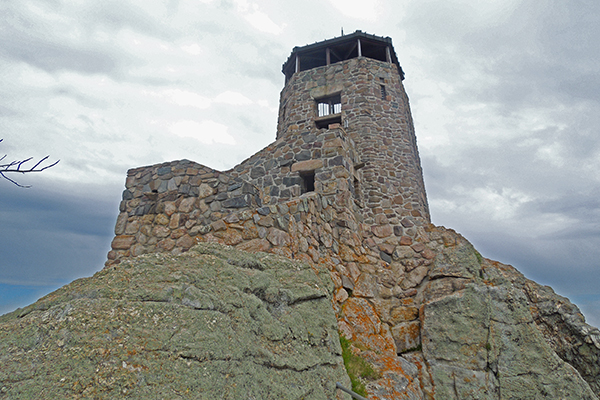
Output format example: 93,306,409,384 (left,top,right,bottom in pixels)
282,30,404,82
